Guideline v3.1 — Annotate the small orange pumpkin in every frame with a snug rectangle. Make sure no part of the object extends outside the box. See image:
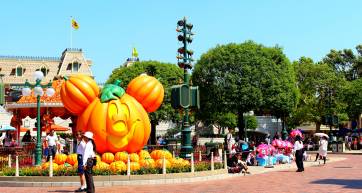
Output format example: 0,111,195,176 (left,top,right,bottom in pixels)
110,161,127,172
150,150,172,160
139,158,155,168
155,159,171,169
66,154,78,166
114,152,128,163
60,75,99,115
41,162,59,170
130,162,141,171
54,154,67,165
138,150,151,160
129,153,139,163
94,161,110,170
101,152,115,164
126,74,164,113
